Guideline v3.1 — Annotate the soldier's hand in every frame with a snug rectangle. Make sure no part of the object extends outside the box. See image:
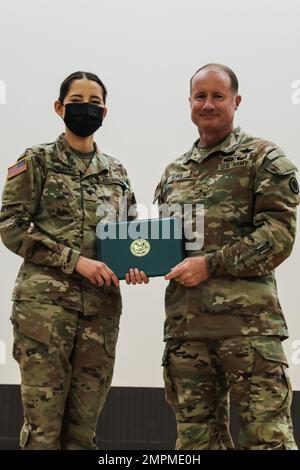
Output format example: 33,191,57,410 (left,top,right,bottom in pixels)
164,256,209,287
125,268,149,285
75,256,119,287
